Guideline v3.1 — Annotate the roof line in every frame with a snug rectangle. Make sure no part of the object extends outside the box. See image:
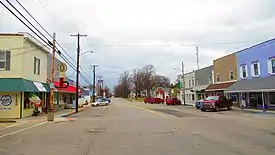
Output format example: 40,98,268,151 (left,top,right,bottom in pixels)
236,37,275,54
